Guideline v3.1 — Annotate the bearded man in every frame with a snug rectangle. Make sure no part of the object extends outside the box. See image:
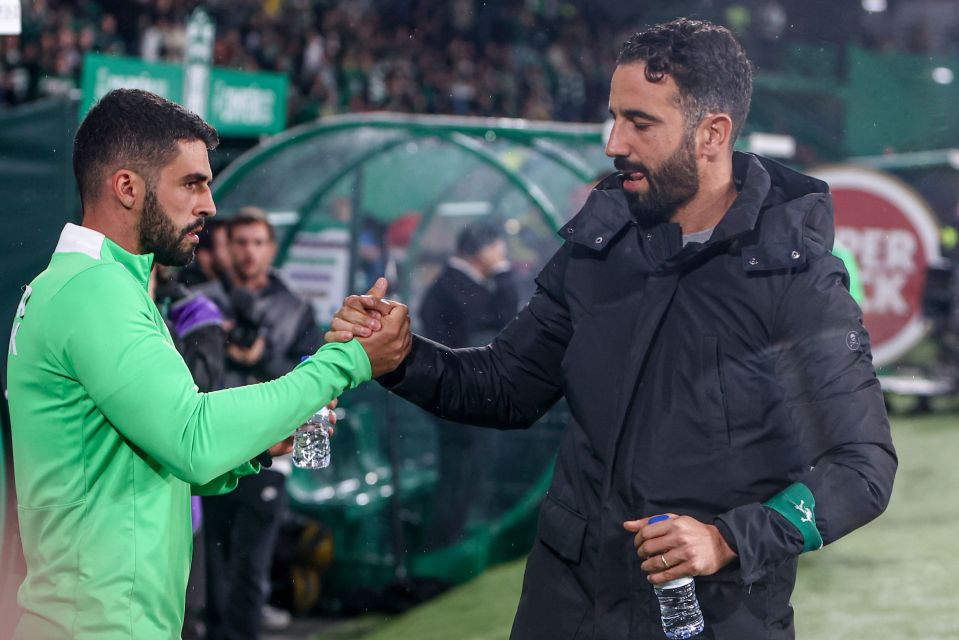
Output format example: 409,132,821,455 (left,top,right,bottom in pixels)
328,18,897,639
4,89,410,639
